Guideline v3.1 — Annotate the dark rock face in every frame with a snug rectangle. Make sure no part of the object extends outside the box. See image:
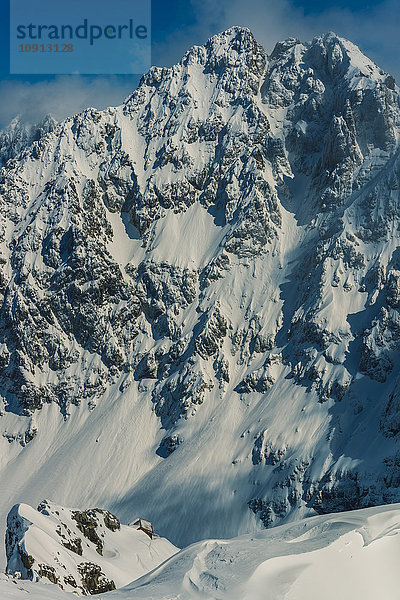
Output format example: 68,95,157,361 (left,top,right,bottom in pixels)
72,511,104,556
6,507,35,581
0,116,57,167
38,563,59,585
380,380,400,438
64,574,78,588
60,535,83,556
156,433,184,457
77,562,116,595
71,509,120,555
311,473,370,515
101,510,121,532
